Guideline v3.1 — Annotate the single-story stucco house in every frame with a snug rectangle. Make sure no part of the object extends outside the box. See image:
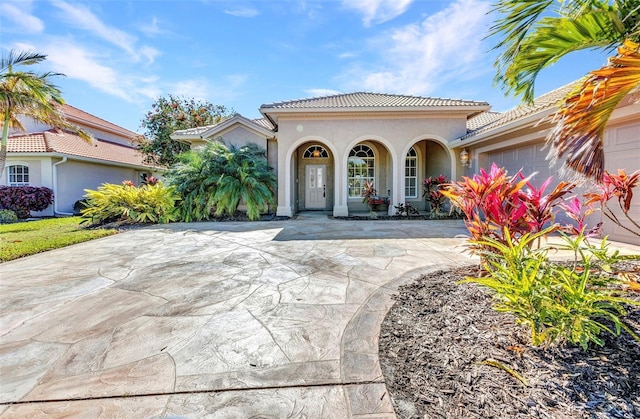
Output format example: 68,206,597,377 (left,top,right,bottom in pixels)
172,85,639,245
1,104,161,216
